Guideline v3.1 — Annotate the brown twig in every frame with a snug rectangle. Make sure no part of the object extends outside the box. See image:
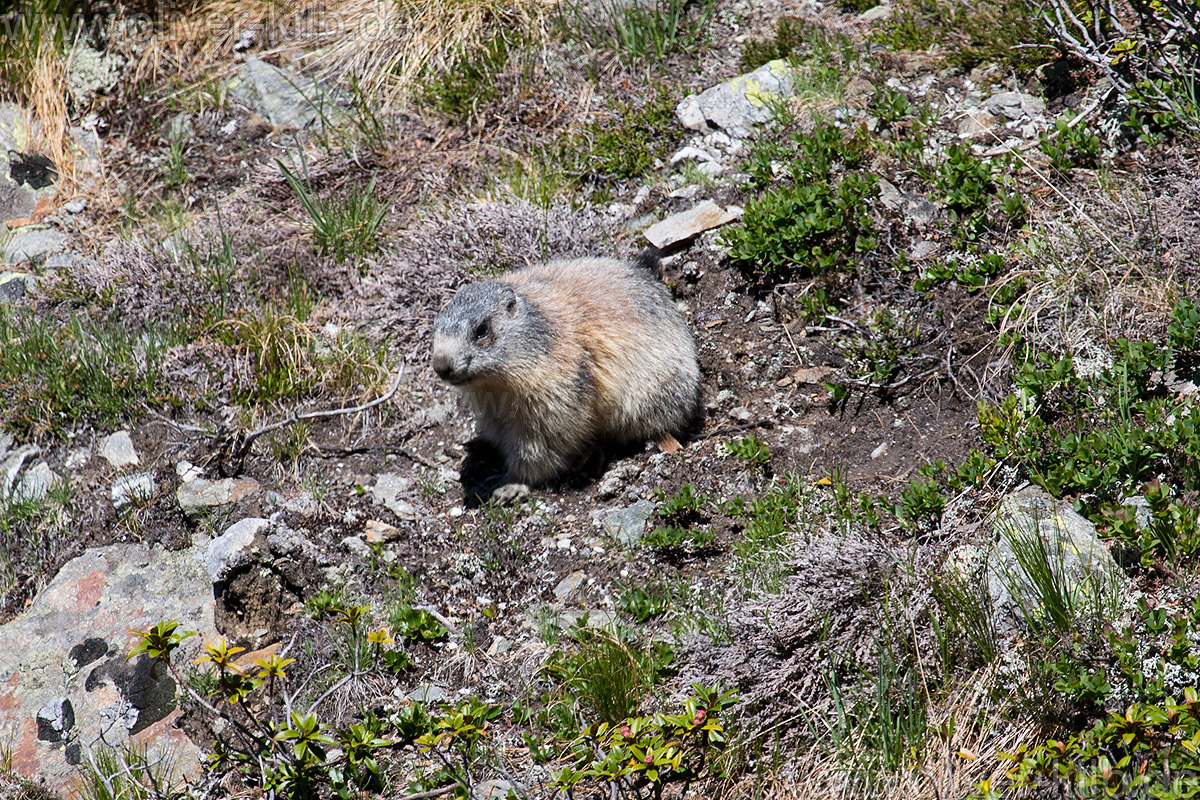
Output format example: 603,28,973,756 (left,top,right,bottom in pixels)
215,365,406,476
